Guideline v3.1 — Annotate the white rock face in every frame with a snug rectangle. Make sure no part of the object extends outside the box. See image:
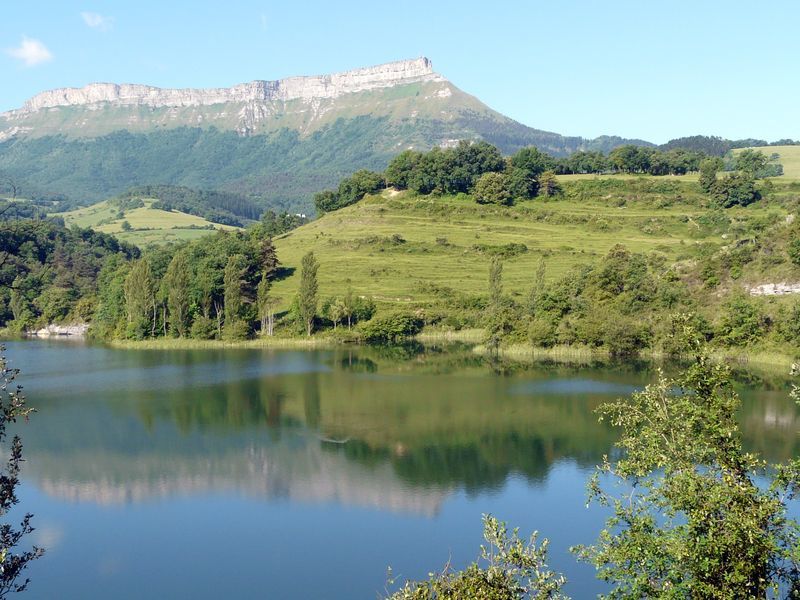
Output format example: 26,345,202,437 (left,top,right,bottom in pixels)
12,58,443,114
748,282,800,296
30,323,90,337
